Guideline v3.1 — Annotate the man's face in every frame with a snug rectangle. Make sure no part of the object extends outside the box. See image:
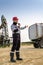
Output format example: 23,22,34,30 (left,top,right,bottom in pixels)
13,20,18,23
